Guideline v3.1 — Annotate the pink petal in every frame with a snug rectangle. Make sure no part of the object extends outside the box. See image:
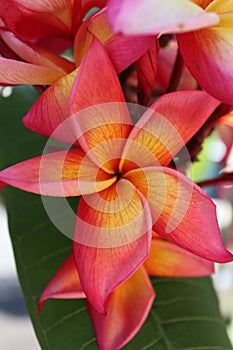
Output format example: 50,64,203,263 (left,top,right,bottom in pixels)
74,10,113,68
35,36,72,55
120,90,220,172
73,178,152,313
0,0,73,40
0,149,116,196
70,37,126,113
177,2,233,105
23,68,78,140
104,33,156,74
71,38,133,173
88,266,155,350
107,0,219,35
144,235,214,277
156,45,198,93
38,253,86,315
124,166,233,263
0,30,75,74
136,39,159,105
74,10,155,73
0,57,65,85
